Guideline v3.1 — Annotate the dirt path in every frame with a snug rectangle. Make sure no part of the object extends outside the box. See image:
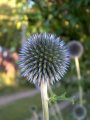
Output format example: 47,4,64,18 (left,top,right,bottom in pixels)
0,89,38,107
